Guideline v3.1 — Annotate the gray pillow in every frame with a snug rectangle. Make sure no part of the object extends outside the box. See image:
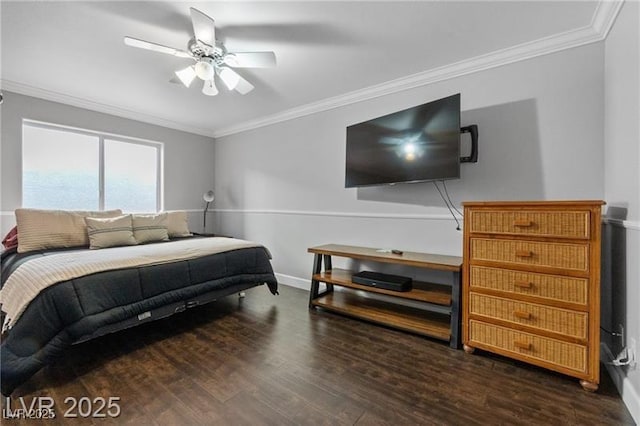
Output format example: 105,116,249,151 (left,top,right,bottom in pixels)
132,212,170,244
85,214,137,249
